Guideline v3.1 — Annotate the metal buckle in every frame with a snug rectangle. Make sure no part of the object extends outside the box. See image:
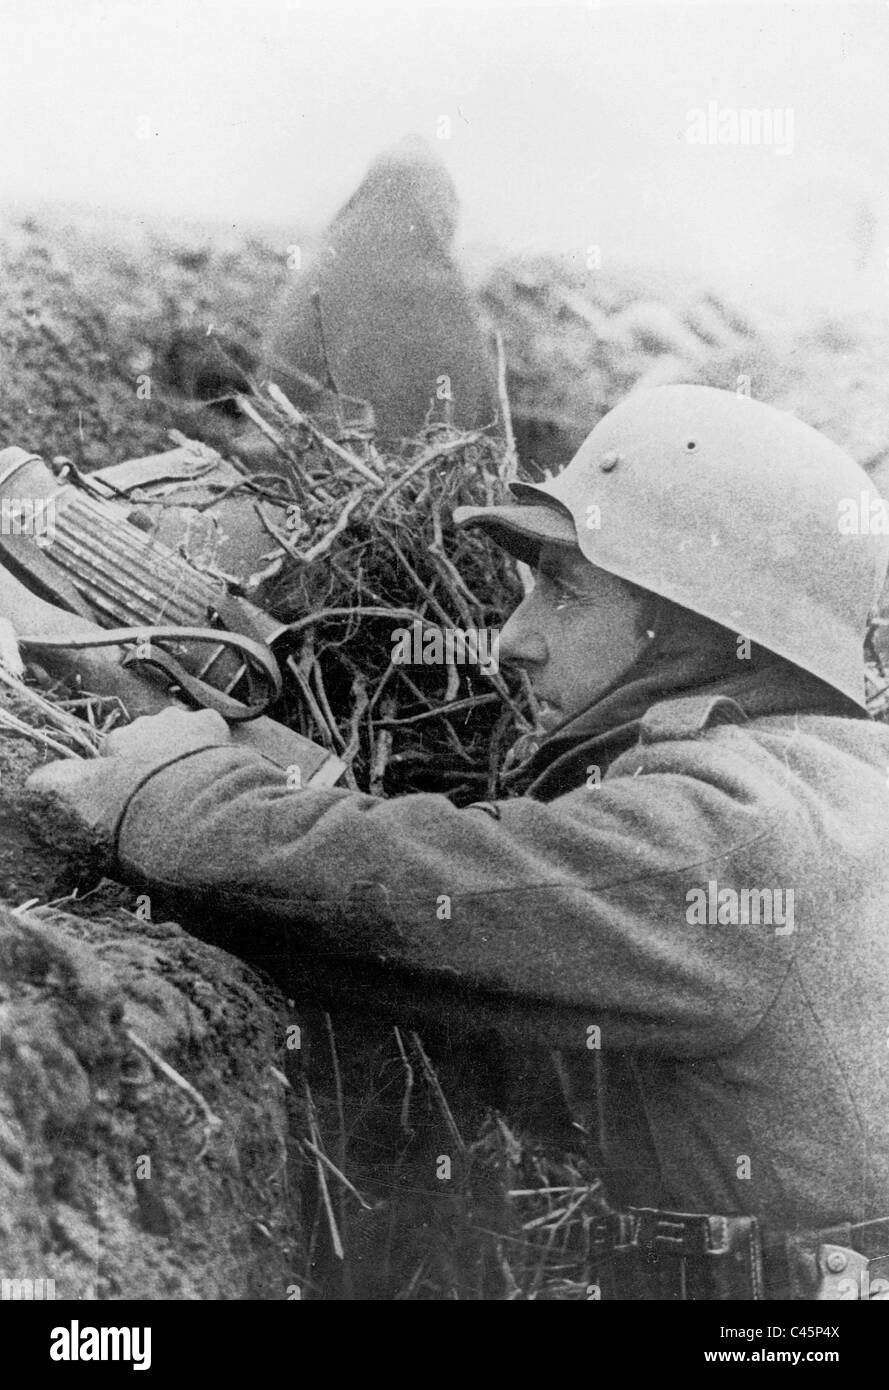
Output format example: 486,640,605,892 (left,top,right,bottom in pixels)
649,1216,694,1253
627,1207,714,1258
816,1244,889,1300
